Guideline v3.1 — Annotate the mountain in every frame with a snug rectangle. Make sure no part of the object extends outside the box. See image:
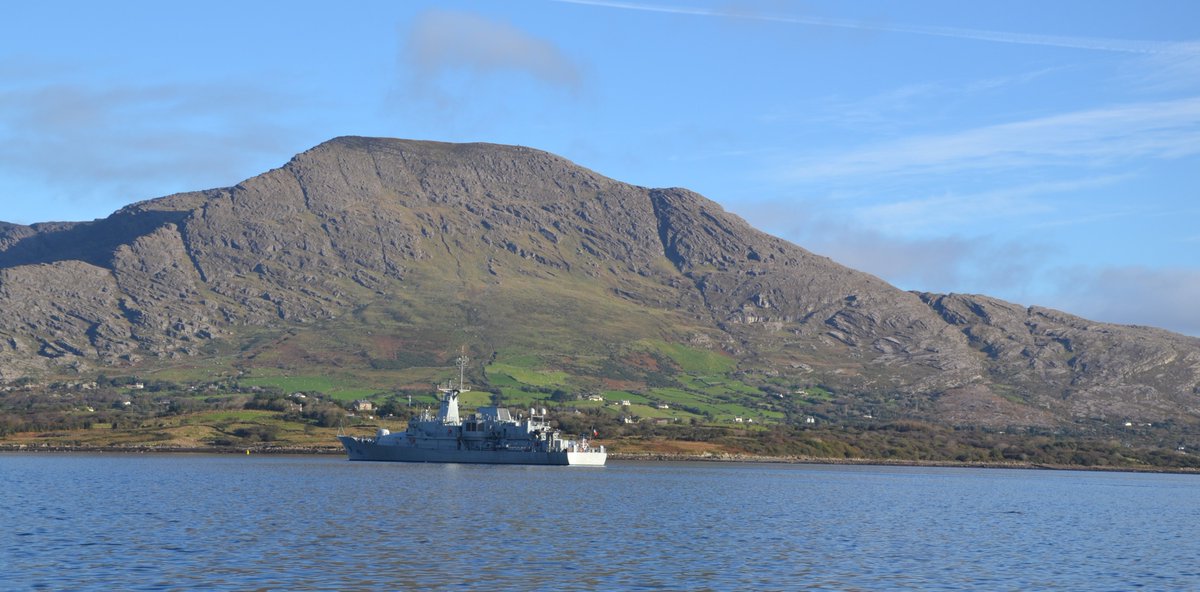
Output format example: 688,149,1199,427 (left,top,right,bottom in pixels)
2,136,1198,429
